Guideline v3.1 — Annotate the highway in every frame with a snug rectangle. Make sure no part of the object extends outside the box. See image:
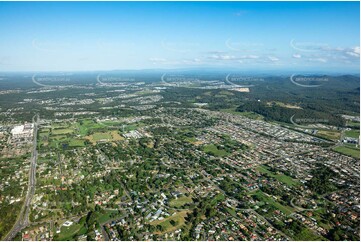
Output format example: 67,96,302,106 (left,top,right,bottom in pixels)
4,114,39,241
